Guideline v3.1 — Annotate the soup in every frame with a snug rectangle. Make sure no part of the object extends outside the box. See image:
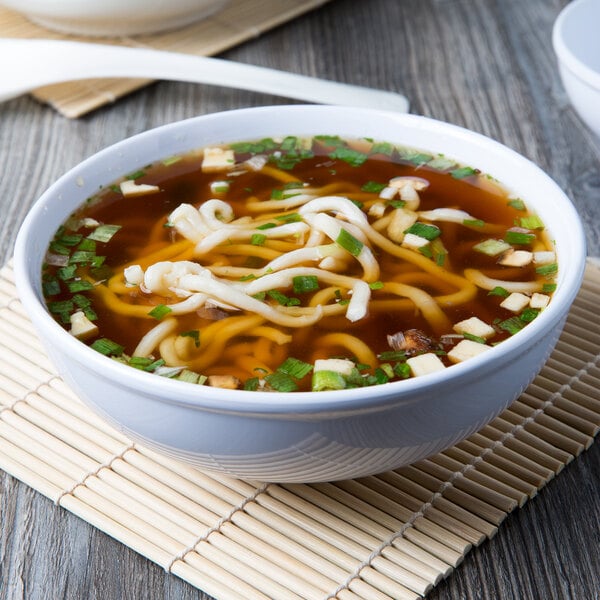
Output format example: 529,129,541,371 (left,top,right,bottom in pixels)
42,136,557,392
